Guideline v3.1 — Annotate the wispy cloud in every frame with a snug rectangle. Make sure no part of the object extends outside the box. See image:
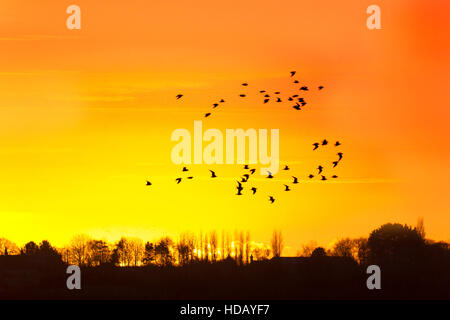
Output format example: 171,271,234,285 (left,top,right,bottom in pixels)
0,35,81,41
